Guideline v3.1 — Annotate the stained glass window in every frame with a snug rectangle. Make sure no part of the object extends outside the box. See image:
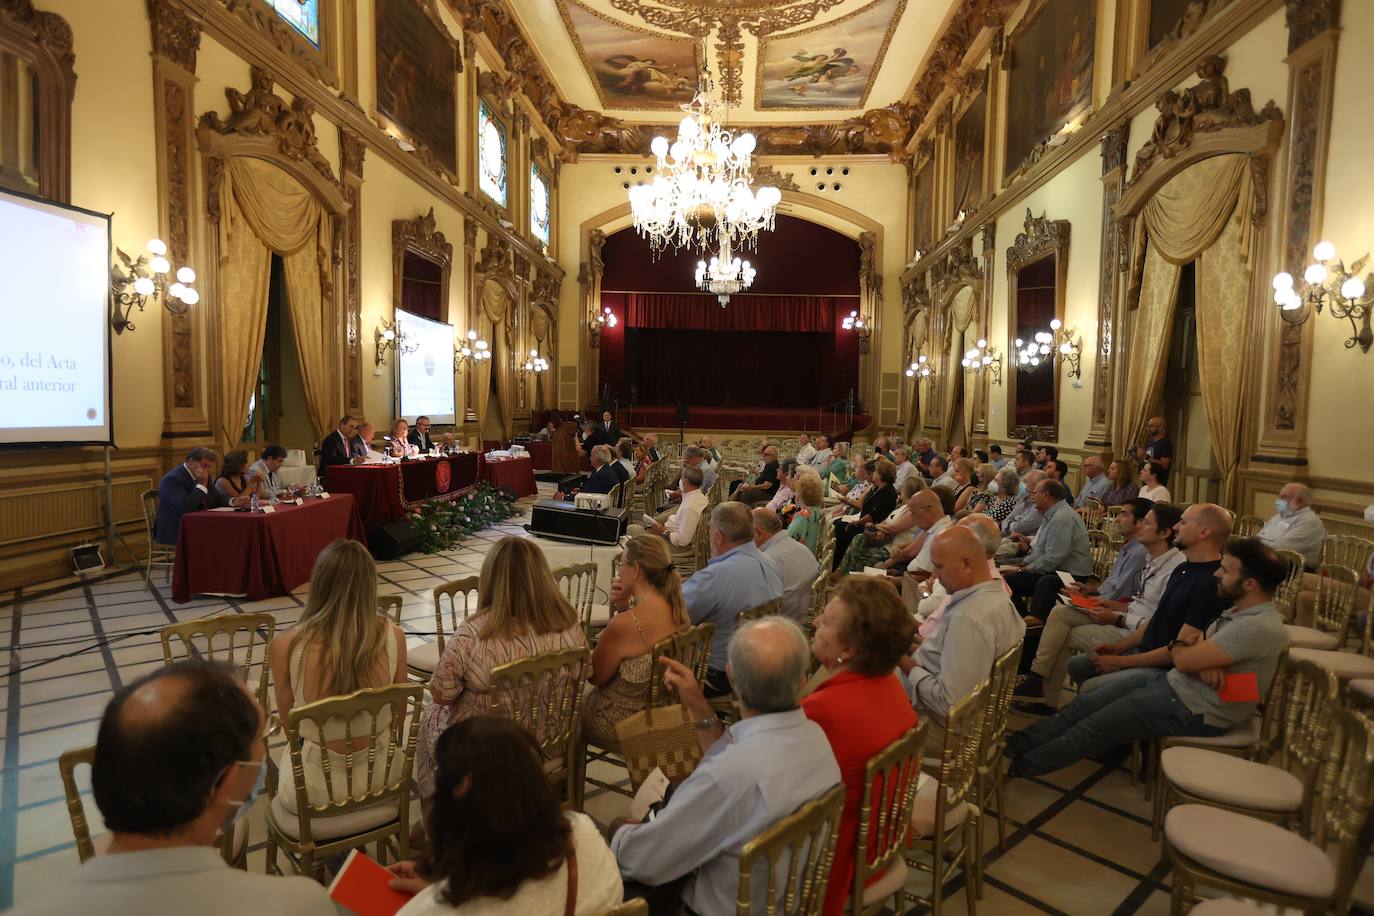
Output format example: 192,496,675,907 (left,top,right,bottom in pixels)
478,101,508,207
530,165,550,246
269,0,320,47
